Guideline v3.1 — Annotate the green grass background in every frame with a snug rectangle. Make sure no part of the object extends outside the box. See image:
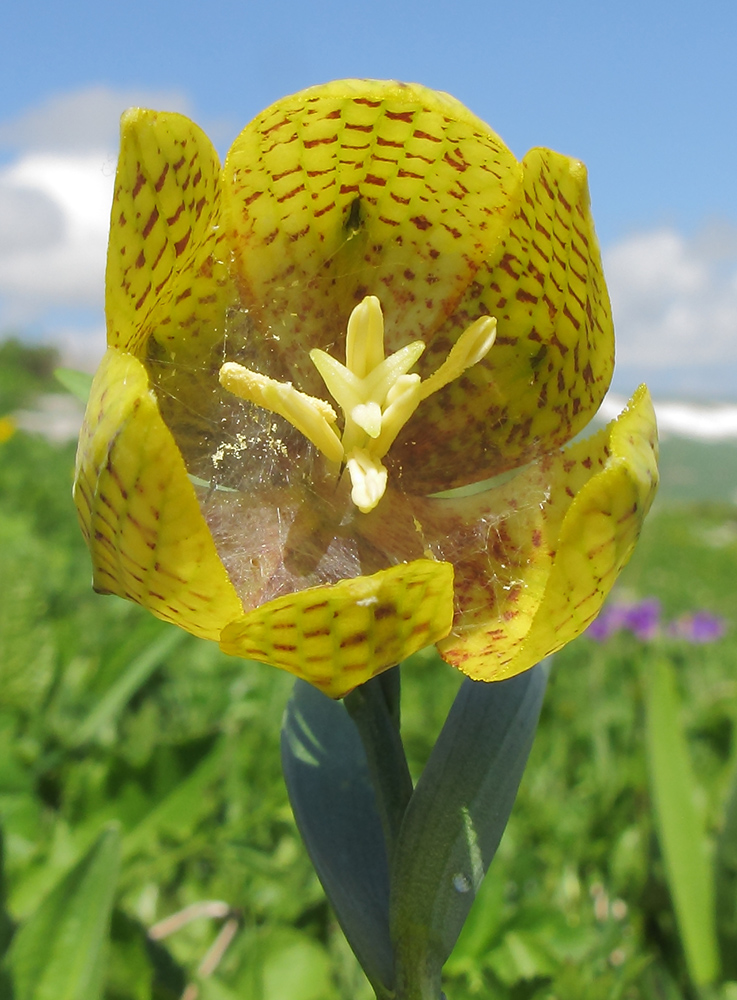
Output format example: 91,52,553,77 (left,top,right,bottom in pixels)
1,342,736,999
